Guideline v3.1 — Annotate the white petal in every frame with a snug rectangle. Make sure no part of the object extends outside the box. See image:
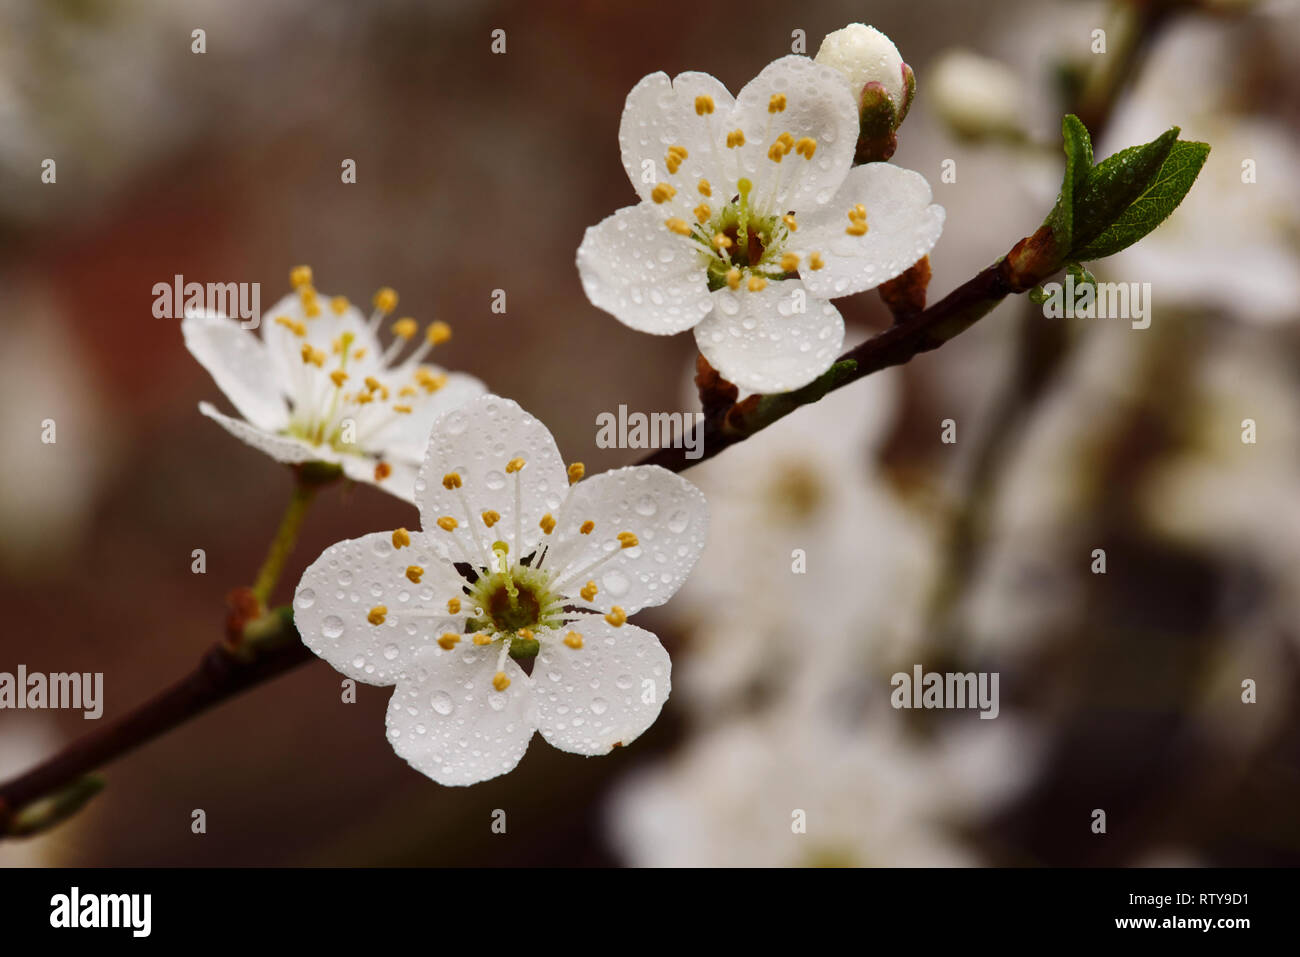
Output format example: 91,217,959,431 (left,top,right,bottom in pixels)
534,621,670,756
339,454,418,504
198,401,320,463
414,395,568,565
373,370,489,464
294,531,467,685
619,70,735,206
693,281,844,393
577,203,713,335
182,313,289,432
793,163,945,298
385,645,534,786
728,55,858,213
547,466,708,615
